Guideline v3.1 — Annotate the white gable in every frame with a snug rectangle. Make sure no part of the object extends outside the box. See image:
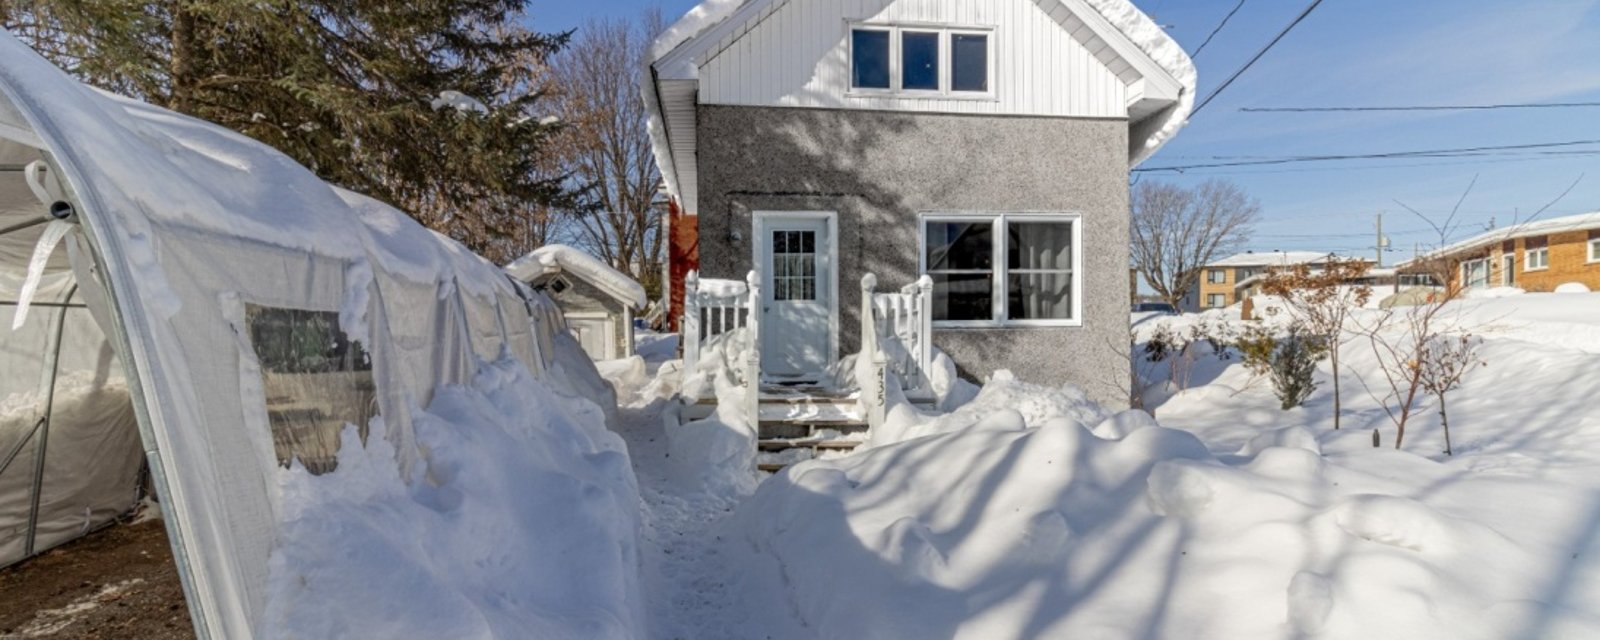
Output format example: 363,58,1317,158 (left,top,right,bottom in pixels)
696,0,1130,119
646,0,1195,215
